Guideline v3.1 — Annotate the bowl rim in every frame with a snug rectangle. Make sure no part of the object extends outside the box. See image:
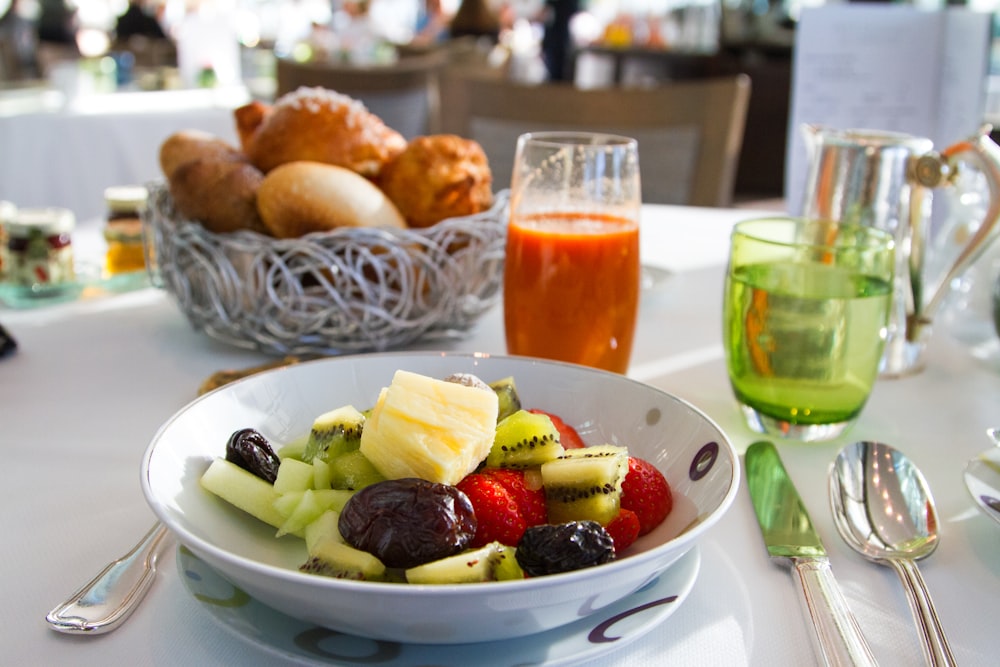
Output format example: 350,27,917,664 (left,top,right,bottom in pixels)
141,351,741,595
